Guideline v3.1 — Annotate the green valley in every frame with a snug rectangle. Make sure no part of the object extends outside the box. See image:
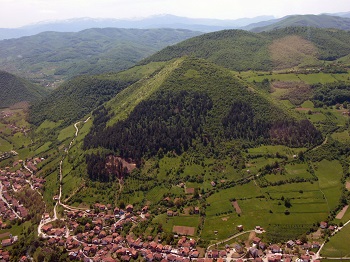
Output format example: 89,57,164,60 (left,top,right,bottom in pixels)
1,26,350,261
